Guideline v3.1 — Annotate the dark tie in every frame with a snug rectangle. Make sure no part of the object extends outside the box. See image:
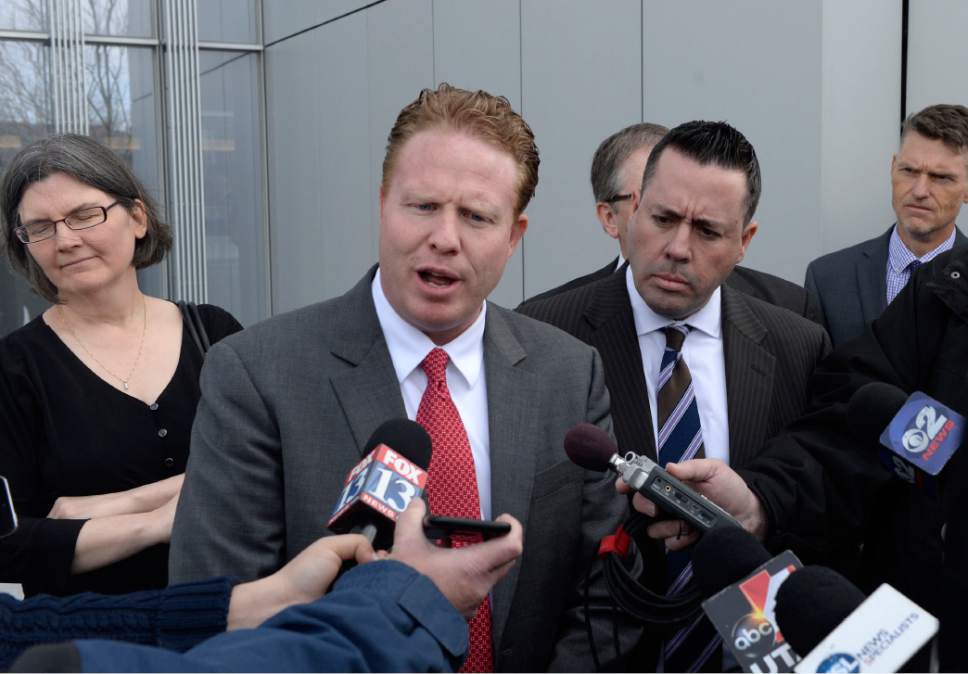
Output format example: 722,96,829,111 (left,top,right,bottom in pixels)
416,347,494,672
656,327,721,672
